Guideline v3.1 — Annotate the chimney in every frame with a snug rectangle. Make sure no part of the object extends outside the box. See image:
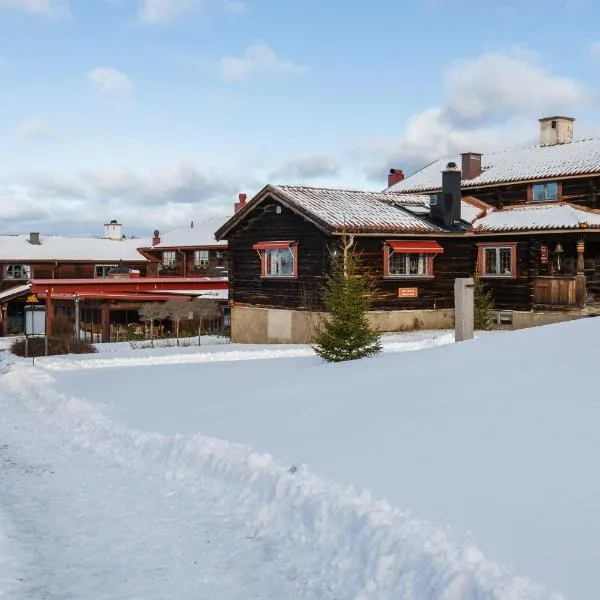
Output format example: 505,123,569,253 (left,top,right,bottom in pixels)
387,168,405,188
152,229,161,246
234,193,247,214
539,116,575,146
431,162,462,228
461,152,482,181
28,232,40,245
104,219,123,241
